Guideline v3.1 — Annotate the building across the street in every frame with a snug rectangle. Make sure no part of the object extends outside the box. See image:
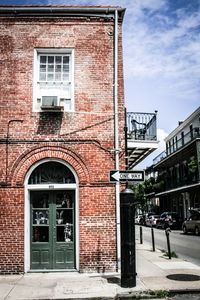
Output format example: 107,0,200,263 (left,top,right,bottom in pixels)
0,6,127,274
151,106,200,219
